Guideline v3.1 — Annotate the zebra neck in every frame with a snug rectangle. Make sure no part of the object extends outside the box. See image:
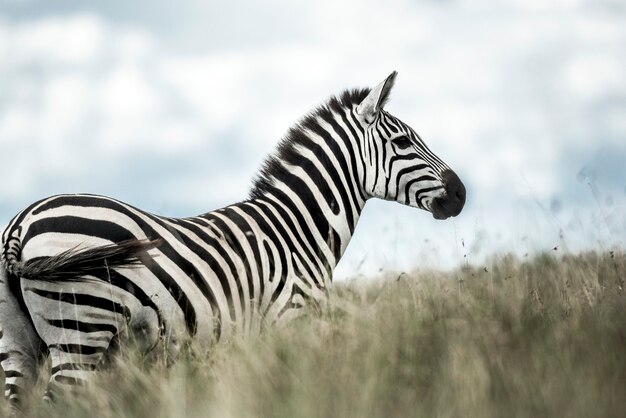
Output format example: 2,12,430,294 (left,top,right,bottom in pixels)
248,100,373,284
254,147,367,283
